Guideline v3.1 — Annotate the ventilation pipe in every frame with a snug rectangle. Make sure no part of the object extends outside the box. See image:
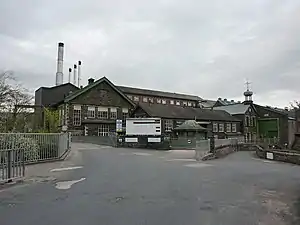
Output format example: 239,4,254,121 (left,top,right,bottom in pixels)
68,68,72,83
73,64,77,86
55,42,64,86
77,61,81,87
